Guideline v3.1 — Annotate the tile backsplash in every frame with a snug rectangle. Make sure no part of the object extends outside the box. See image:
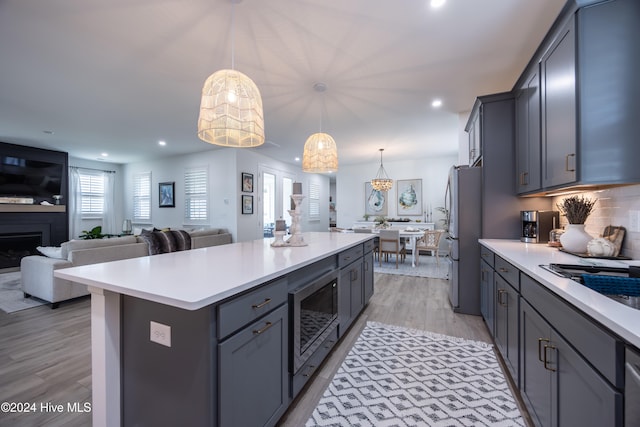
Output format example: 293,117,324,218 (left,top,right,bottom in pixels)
552,184,640,259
